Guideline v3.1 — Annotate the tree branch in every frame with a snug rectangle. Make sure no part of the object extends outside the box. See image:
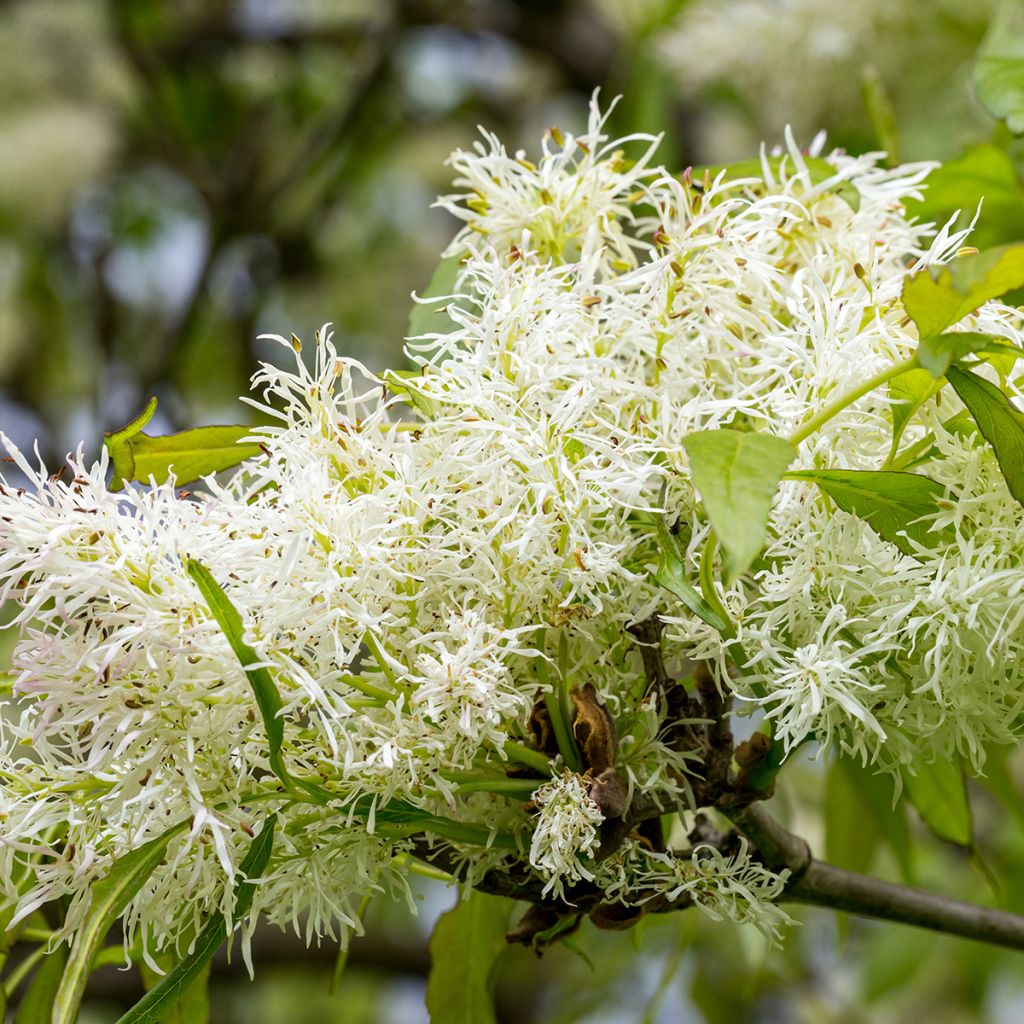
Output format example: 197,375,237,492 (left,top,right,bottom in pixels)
728,803,1024,951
